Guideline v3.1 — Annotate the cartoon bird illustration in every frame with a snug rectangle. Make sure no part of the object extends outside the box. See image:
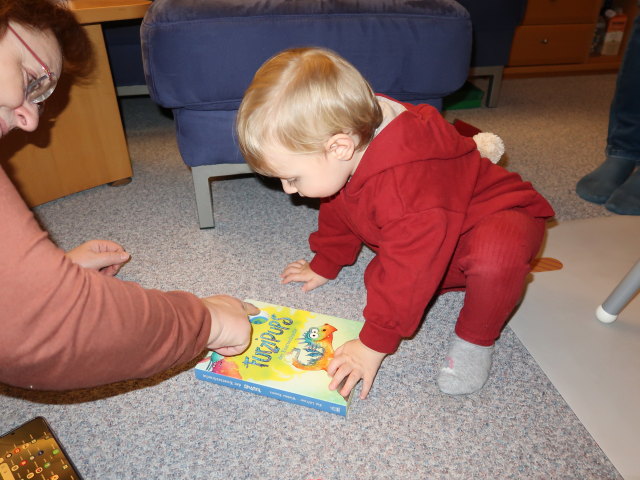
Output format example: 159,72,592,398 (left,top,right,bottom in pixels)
289,323,337,372
203,352,242,379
